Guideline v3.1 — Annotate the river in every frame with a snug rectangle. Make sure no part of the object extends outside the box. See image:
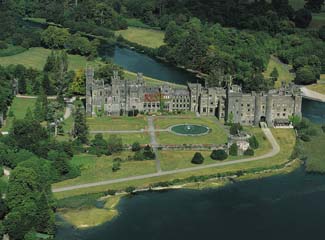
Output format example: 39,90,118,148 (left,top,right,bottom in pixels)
99,46,199,85
56,47,325,240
